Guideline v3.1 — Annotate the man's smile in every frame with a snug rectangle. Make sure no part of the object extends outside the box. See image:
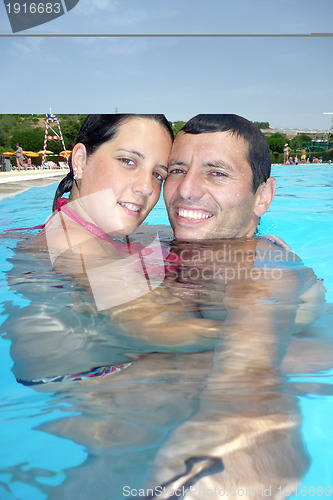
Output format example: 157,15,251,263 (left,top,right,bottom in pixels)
176,207,214,221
